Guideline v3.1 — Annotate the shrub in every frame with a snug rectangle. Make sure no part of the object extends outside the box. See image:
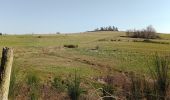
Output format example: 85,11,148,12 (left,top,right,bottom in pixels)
37,36,42,38
64,44,78,48
126,25,159,39
67,71,85,100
